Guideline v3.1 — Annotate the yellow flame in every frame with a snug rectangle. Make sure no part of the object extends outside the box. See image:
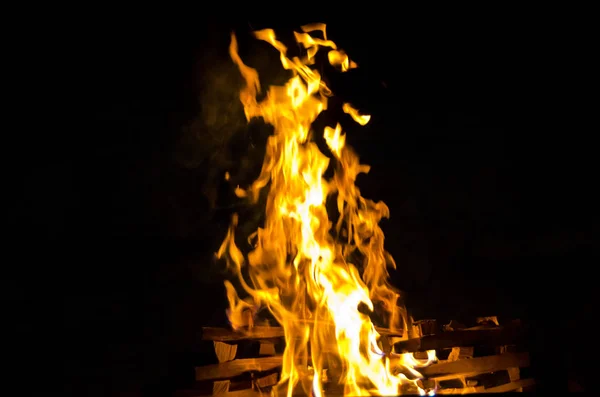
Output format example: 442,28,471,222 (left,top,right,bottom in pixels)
343,103,371,126
218,24,436,396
